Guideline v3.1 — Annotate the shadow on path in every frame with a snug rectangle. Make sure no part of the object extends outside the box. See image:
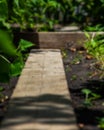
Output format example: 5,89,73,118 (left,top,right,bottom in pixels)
0,94,77,129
